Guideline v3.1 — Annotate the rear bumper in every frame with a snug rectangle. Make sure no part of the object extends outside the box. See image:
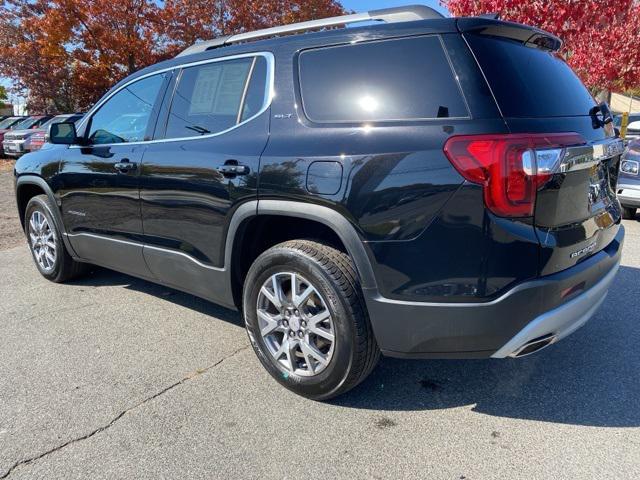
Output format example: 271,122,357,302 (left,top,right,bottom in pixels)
365,226,624,359
491,257,618,358
618,183,640,208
